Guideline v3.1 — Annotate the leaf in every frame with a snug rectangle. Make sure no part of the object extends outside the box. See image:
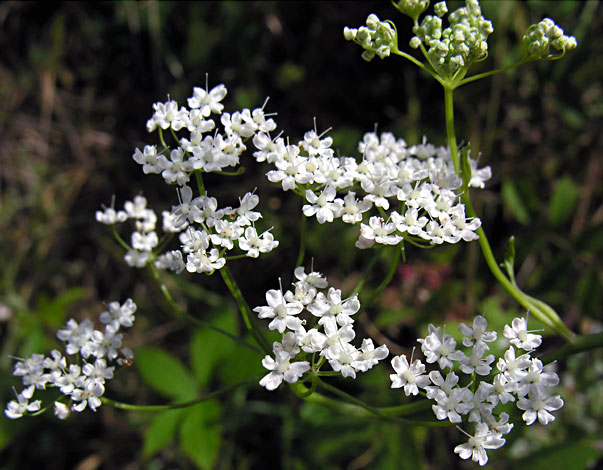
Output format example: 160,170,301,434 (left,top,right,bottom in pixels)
515,439,602,470
502,180,530,225
179,400,222,470
190,309,238,386
37,287,87,327
136,347,198,400
143,409,184,457
548,176,580,227
216,339,264,384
